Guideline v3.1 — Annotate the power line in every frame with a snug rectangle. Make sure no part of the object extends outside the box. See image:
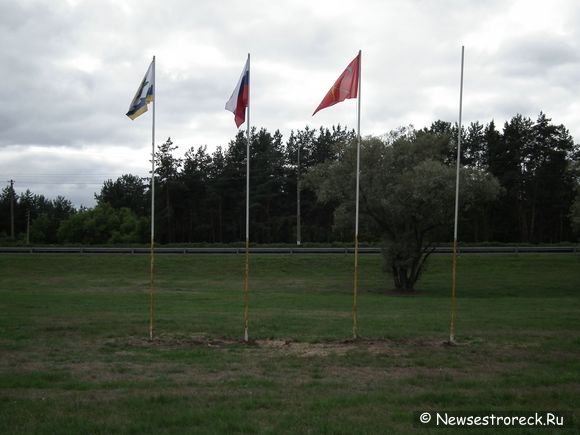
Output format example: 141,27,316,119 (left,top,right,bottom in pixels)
17,182,105,186
7,174,151,188
10,174,150,179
